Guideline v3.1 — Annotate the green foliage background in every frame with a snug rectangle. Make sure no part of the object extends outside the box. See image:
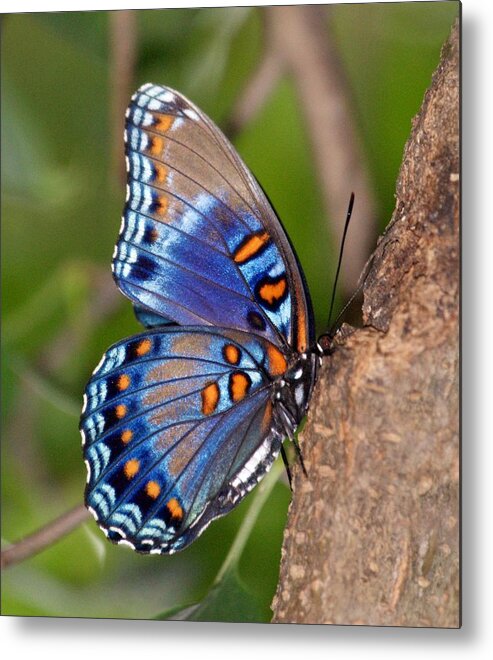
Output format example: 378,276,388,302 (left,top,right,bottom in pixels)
1,2,458,620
